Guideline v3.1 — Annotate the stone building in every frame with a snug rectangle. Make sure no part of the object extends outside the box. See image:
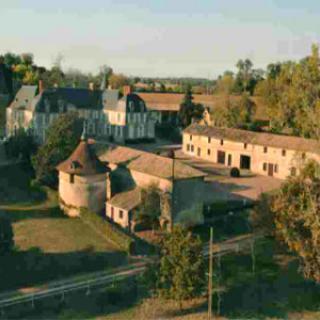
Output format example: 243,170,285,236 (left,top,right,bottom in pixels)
57,139,207,231
97,143,207,231
6,83,155,144
183,123,320,180
56,136,109,217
